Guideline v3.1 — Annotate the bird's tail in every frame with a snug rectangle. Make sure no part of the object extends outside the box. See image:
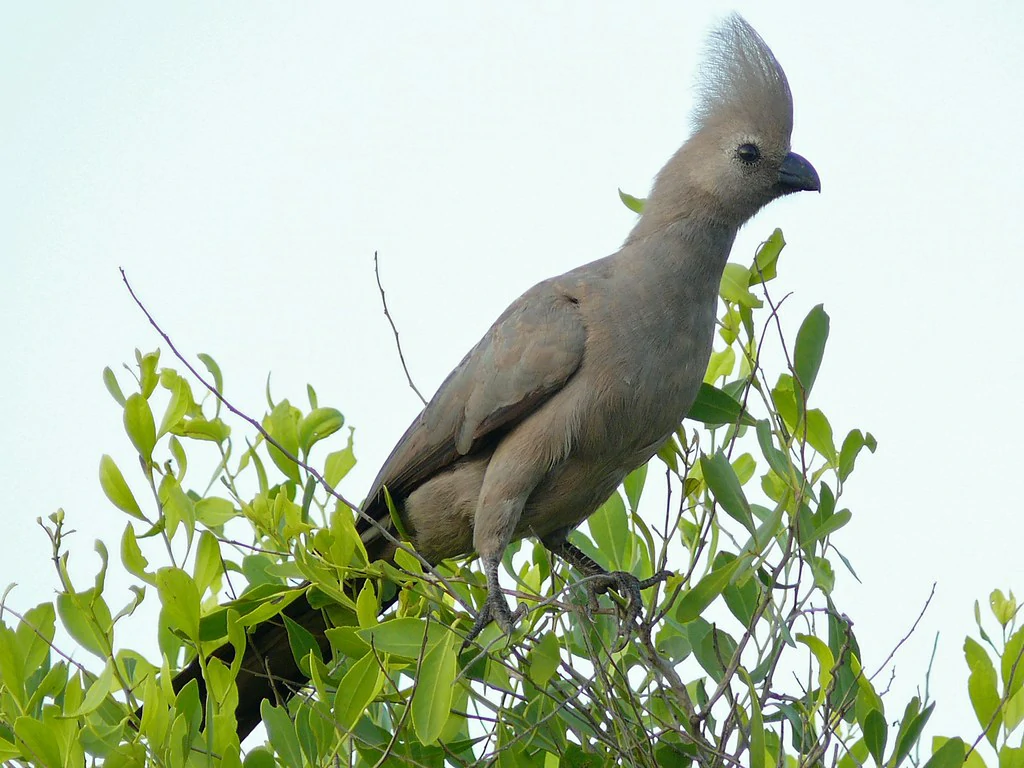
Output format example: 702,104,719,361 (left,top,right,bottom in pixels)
170,589,331,741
